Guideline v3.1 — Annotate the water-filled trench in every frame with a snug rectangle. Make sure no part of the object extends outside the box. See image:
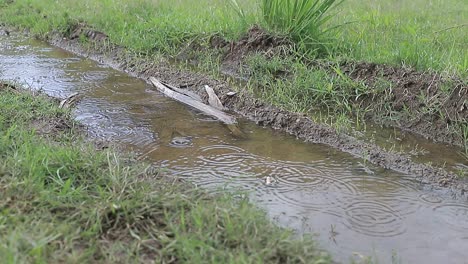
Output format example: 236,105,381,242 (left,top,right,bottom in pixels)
1,35,467,263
